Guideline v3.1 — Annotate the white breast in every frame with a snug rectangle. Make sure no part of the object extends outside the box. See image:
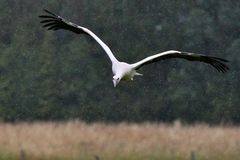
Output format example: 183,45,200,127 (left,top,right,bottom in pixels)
112,62,134,80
